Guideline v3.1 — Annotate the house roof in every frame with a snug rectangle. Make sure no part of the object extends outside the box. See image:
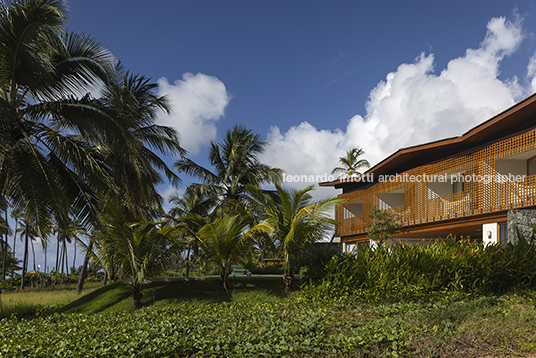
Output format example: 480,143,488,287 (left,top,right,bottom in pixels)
321,92,536,190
